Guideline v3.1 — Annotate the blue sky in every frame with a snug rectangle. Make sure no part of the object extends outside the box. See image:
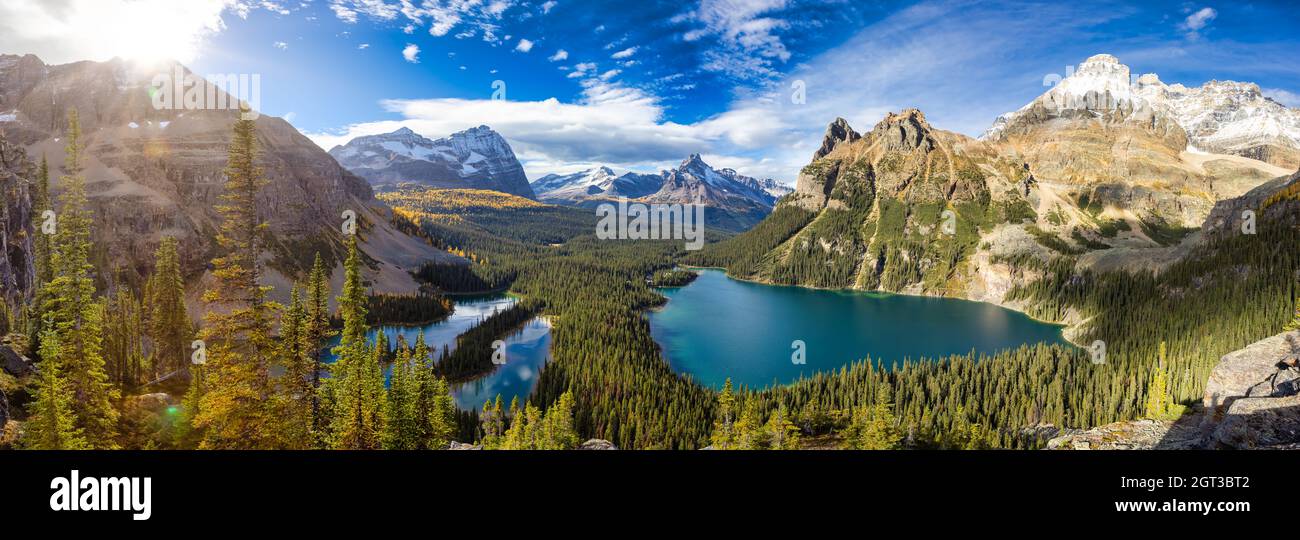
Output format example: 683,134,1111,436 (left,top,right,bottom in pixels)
3,0,1299,182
